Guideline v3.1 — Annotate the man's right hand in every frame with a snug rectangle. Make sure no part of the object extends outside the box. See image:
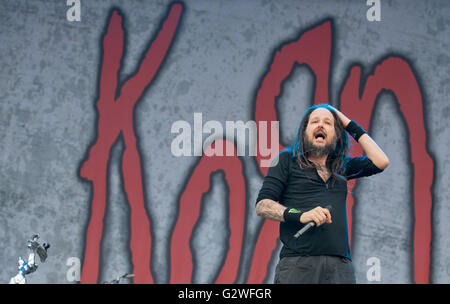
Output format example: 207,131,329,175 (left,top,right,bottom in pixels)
300,206,332,226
